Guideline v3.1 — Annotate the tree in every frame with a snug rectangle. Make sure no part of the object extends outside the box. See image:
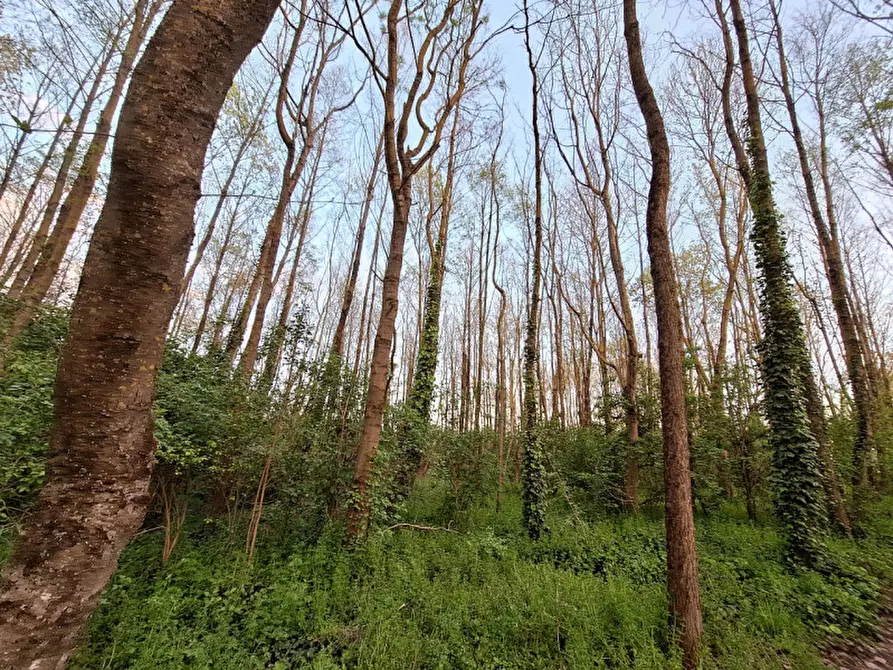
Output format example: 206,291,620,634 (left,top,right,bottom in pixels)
341,0,486,540
520,0,548,540
550,0,642,509
232,2,353,376
623,0,703,666
832,0,893,35
2,0,165,355
721,0,828,564
0,1,279,666
770,0,866,528
393,106,461,505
